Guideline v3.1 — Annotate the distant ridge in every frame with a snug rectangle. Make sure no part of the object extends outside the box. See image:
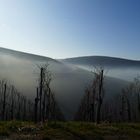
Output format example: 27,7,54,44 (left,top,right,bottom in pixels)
62,56,140,68
0,47,58,63
63,55,140,62
1,47,140,67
